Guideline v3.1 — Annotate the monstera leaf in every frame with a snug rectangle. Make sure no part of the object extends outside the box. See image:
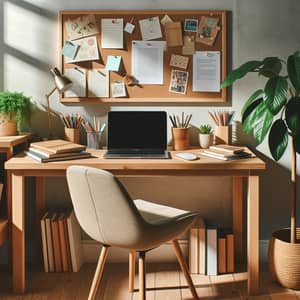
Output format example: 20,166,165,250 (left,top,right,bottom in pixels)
285,97,300,134
241,89,264,115
259,57,282,78
268,119,288,161
287,52,300,94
